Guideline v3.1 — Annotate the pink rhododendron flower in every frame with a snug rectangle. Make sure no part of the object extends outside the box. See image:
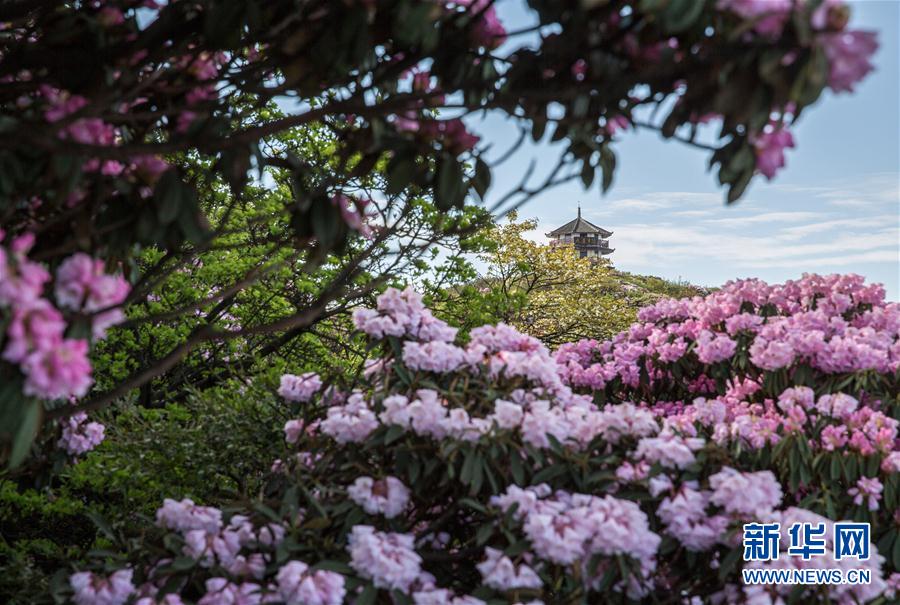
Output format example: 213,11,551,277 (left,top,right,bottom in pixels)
319,393,379,444
848,477,882,511
278,372,323,403
347,476,411,518
882,452,900,473
20,338,92,399
403,340,466,373
489,398,525,430
197,578,262,605
330,193,374,238
476,547,542,591
709,467,782,517
55,252,131,338
347,525,422,592
464,0,507,50
749,337,795,369
815,392,859,419
352,287,457,342
822,30,878,93
276,561,346,605
1,299,65,363
155,498,223,534
70,569,135,605
716,0,792,36
136,596,185,605
0,234,51,306
752,124,795,179
820,425,849,451
694,330,737,363
58,412,105,455
658,485,728,551
634,431,704,469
